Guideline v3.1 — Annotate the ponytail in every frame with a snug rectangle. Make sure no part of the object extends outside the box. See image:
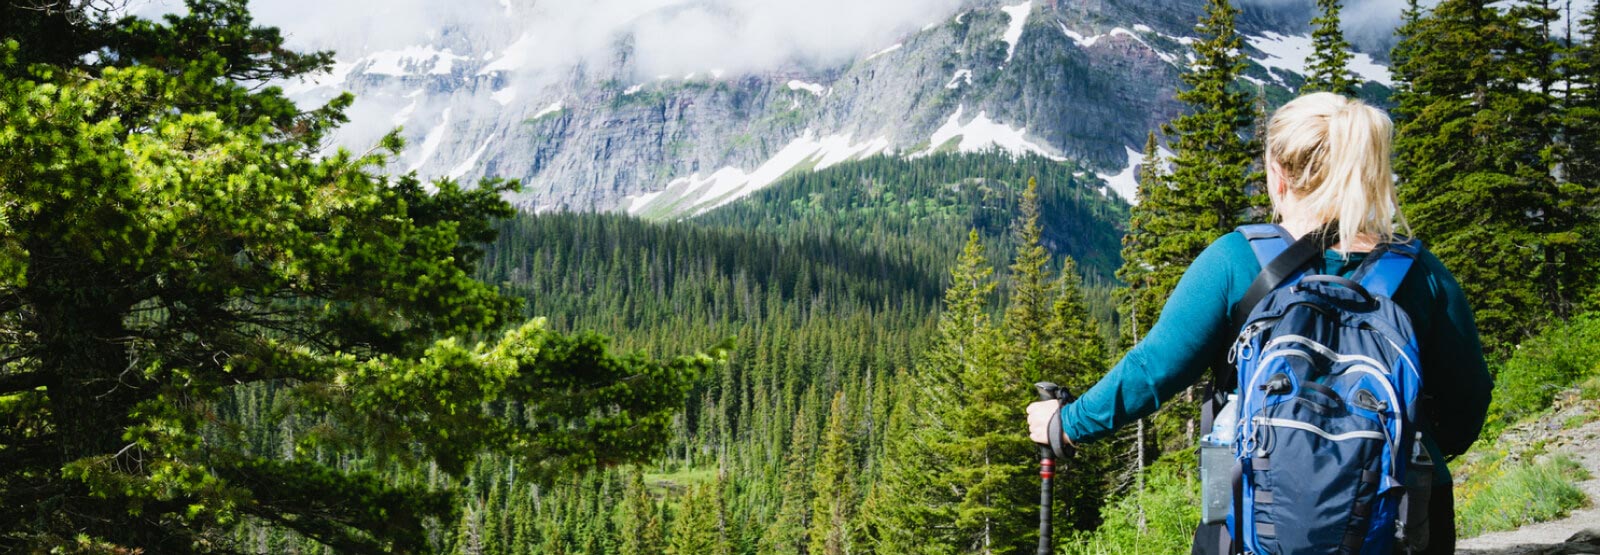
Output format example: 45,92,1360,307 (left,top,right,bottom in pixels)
1266,93,1410,255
